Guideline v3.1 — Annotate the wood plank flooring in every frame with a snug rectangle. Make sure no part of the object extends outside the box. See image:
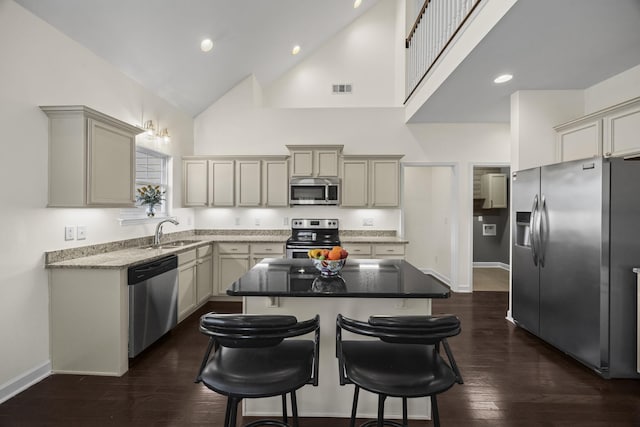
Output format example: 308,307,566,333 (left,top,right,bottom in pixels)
2,295,640,426
473,267,509,292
